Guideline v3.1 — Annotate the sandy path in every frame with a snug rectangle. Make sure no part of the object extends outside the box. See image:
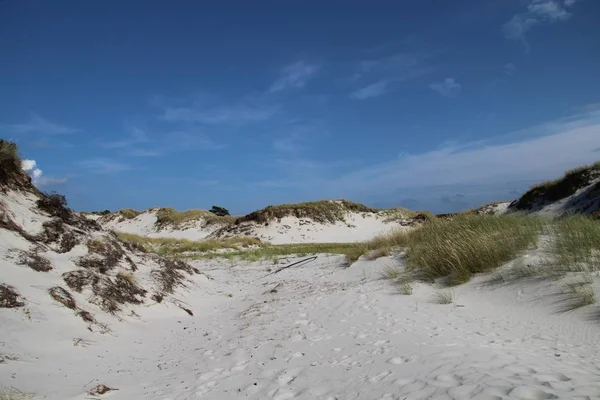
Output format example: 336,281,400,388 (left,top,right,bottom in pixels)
3,255,600,399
